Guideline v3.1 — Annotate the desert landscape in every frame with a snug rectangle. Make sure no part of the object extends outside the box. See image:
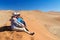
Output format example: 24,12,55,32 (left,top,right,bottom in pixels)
0,10,60,40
